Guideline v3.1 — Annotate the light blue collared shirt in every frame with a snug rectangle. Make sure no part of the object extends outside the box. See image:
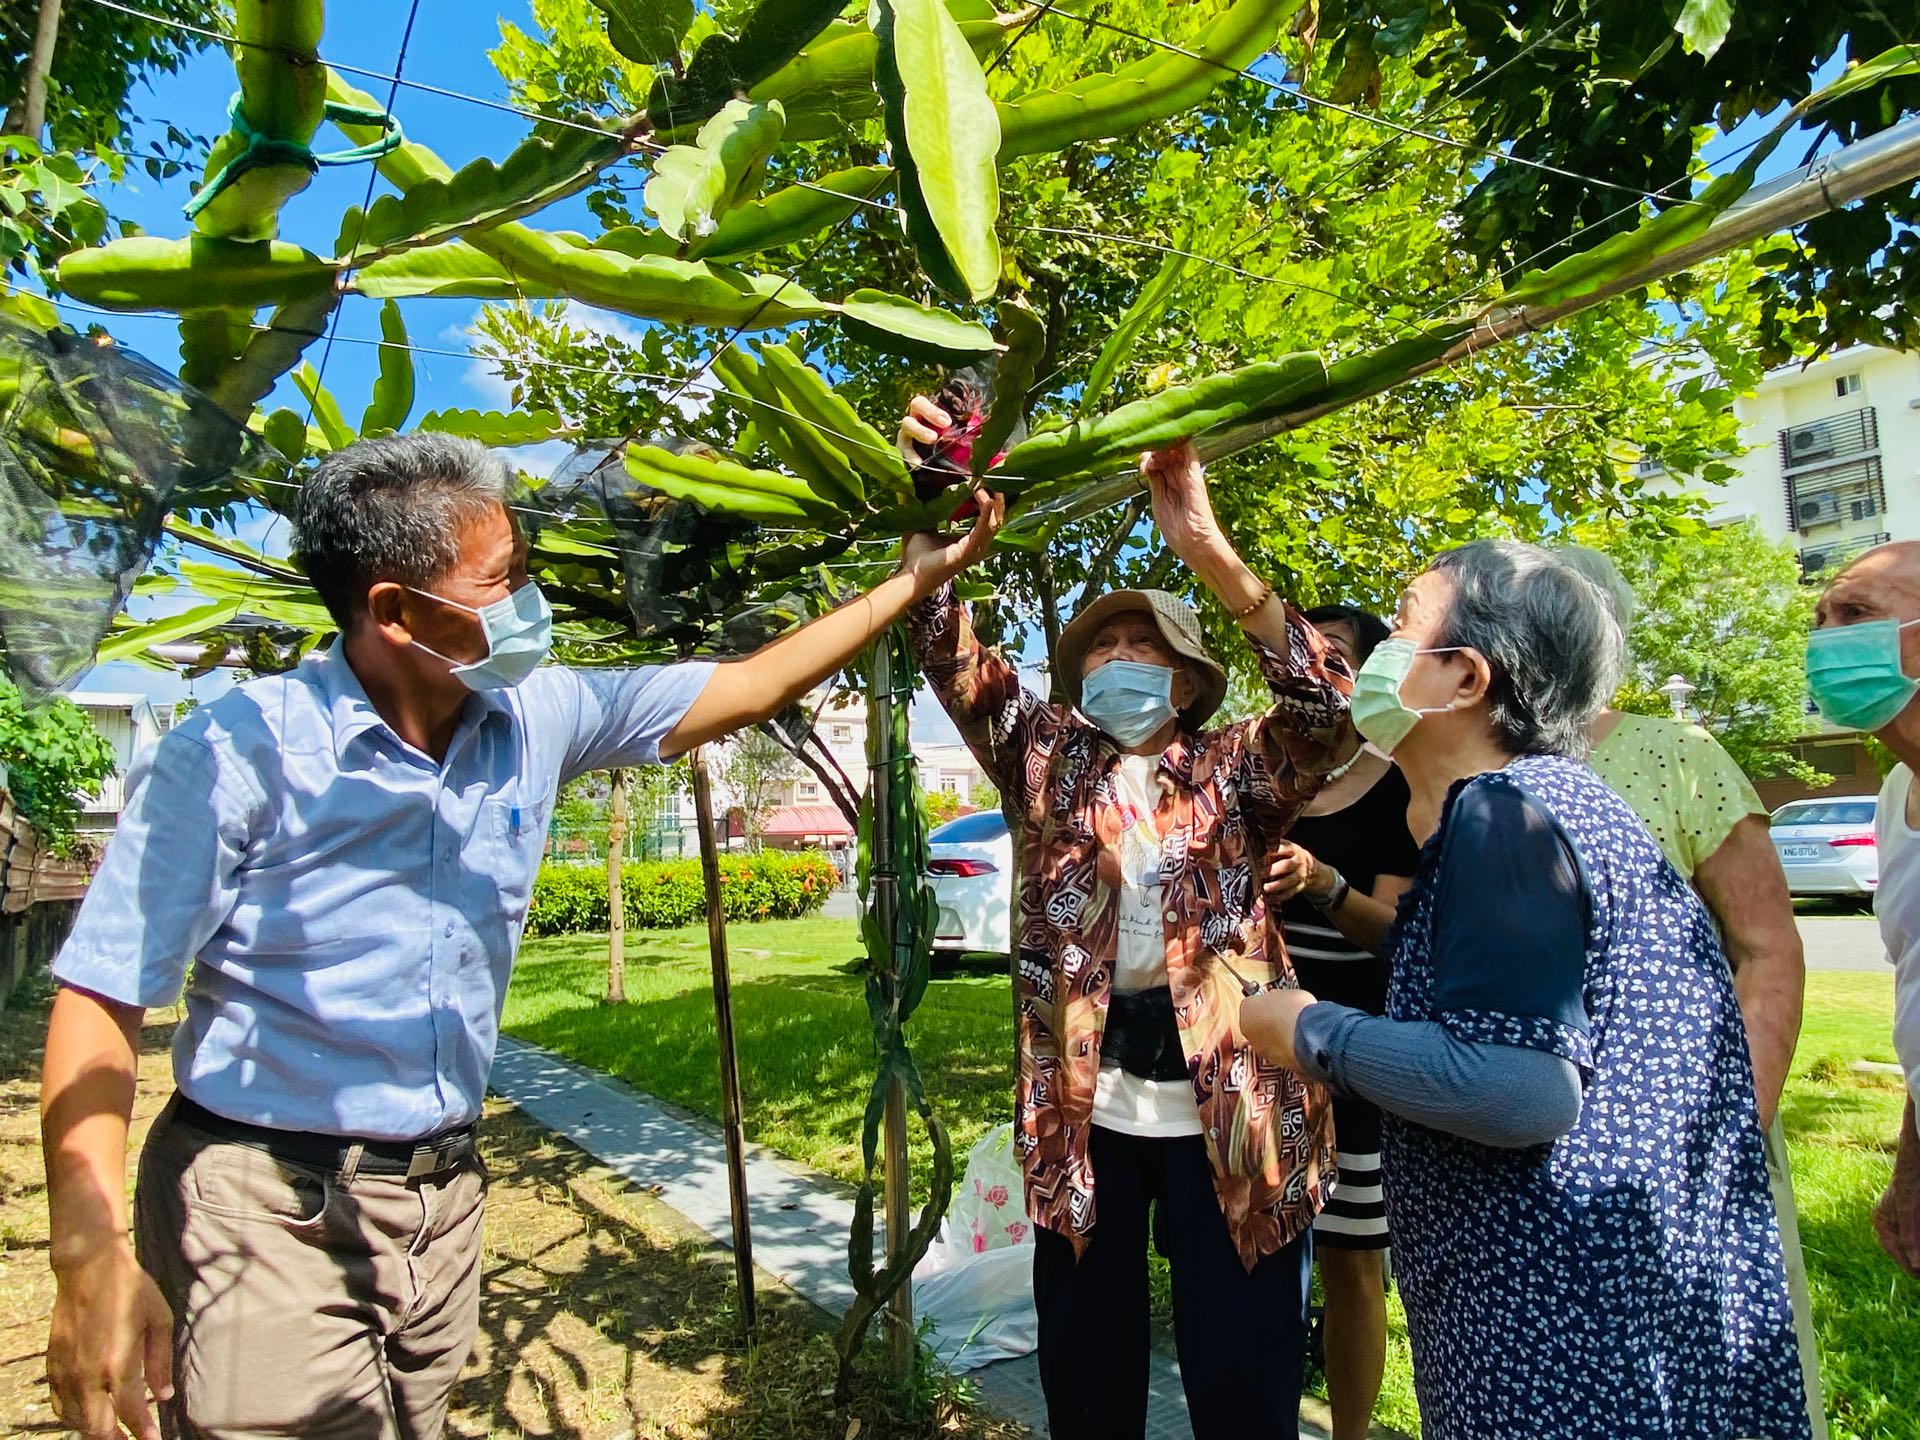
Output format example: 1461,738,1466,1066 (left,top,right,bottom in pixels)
53,644,714,1140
